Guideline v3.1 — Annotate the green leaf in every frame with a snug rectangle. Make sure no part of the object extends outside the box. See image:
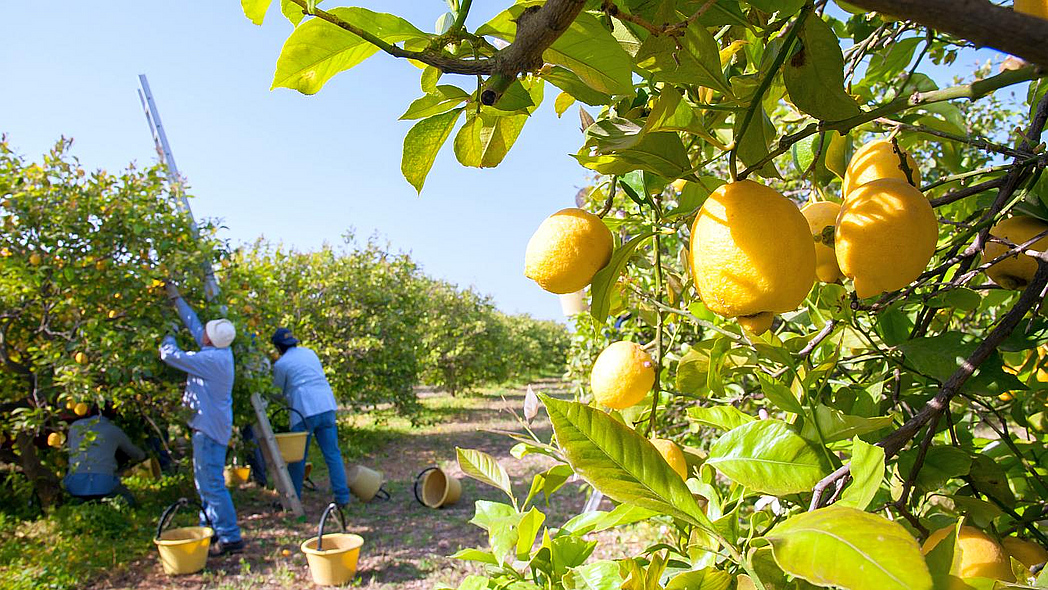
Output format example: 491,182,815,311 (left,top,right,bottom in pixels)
968,454,1017,507
706,419,830,495
272,7,427,94
574,132,691,178
897,445,972,493
765,506,933,590
665,568,732,590
733,105,779,178
279,0,313,26
454,111,528,168
635,24,733,97
242,0,273,25
564,561,623,590
555,92,576,117
516,507,546,559
876,303,913,346
560,502,659,535
585,116,646,152
401,108,463,193
542,66,613,106
539,394,714,530
550,535,597,578
590,232,655,325
470,500,516,531
838,436,885,510
746,0,806,16
783,15,861,121
757,373,805,414
546,13,634,96
400,86,470,120
457,447,513,499
799,405,894,443
687,405,756,431
898,333,1026,396
450,548,499,565
861,37,921,88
